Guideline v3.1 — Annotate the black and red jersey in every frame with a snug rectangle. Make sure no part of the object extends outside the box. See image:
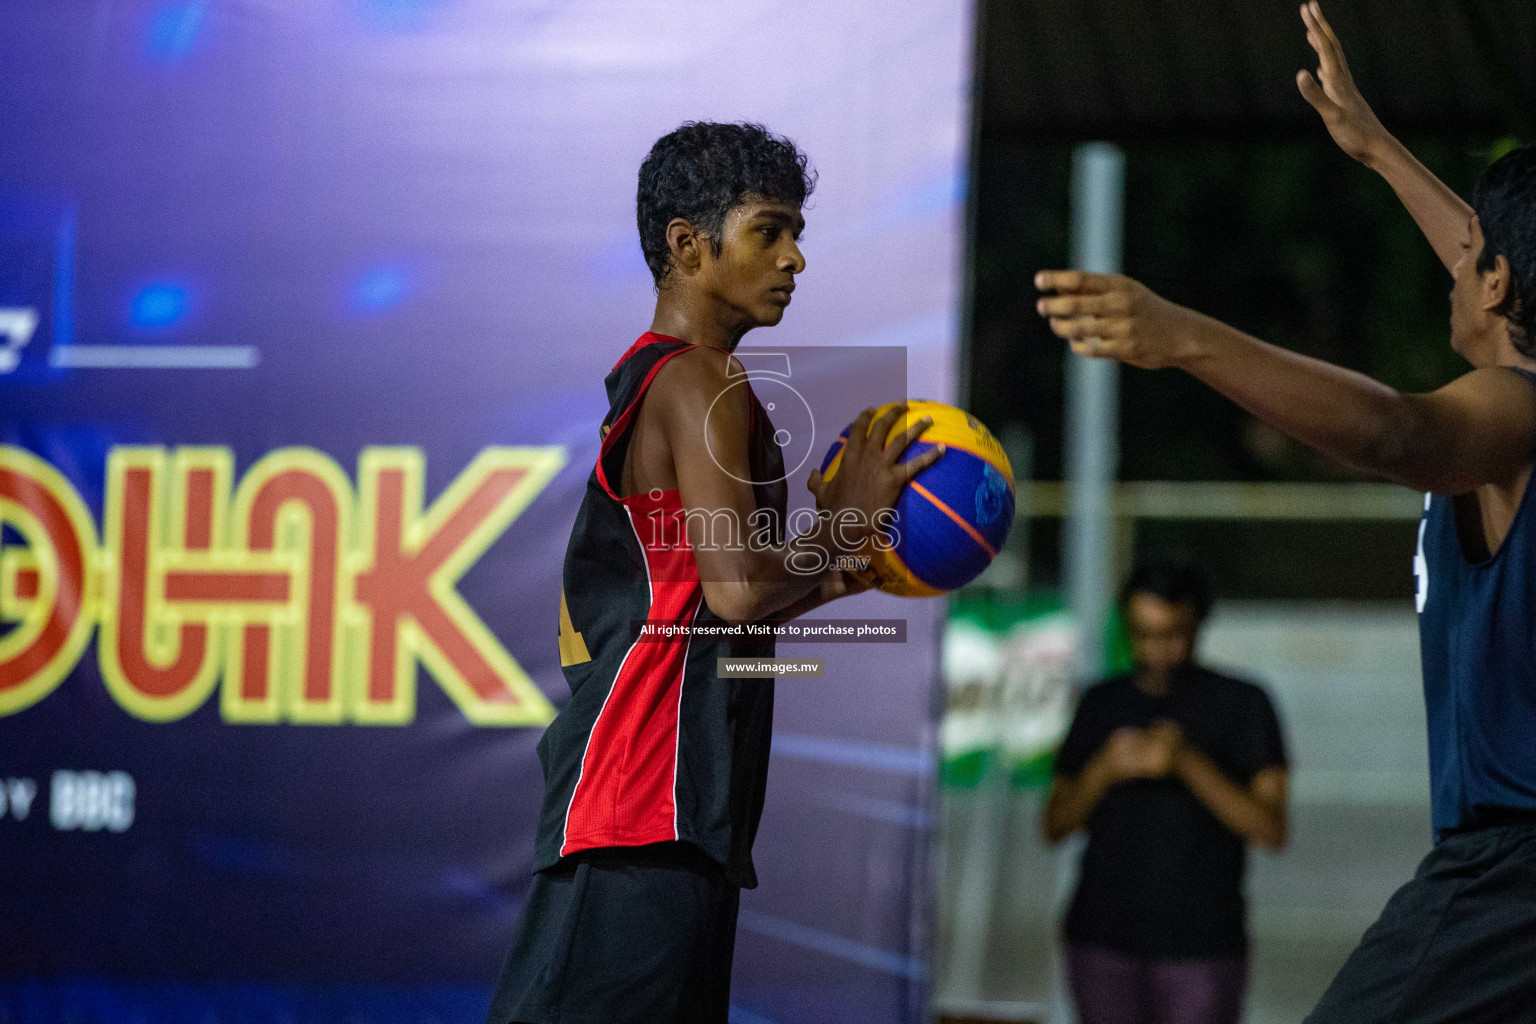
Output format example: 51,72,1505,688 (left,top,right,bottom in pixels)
533,333,786,888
